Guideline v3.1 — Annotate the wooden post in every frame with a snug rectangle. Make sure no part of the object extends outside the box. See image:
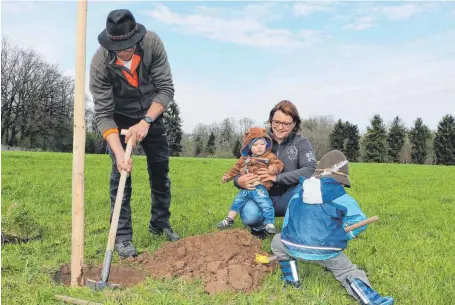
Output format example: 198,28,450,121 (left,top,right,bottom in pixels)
55,295,102,305
71,0,88,287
